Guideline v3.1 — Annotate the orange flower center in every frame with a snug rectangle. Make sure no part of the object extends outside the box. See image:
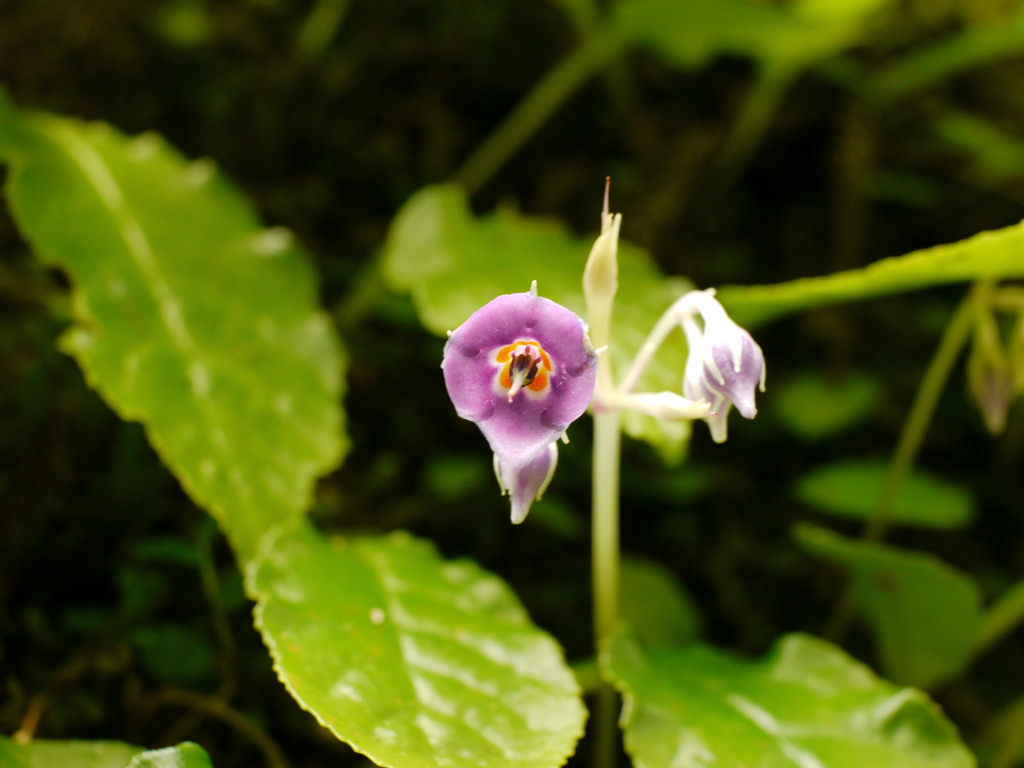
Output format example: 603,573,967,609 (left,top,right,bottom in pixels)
495,340,552,400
